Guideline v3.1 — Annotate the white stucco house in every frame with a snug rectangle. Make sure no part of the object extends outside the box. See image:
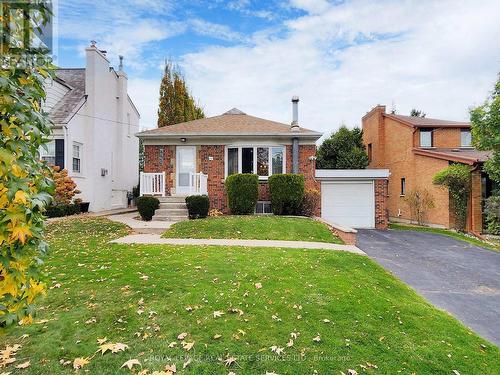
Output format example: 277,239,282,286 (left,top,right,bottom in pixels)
41,42,140,212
